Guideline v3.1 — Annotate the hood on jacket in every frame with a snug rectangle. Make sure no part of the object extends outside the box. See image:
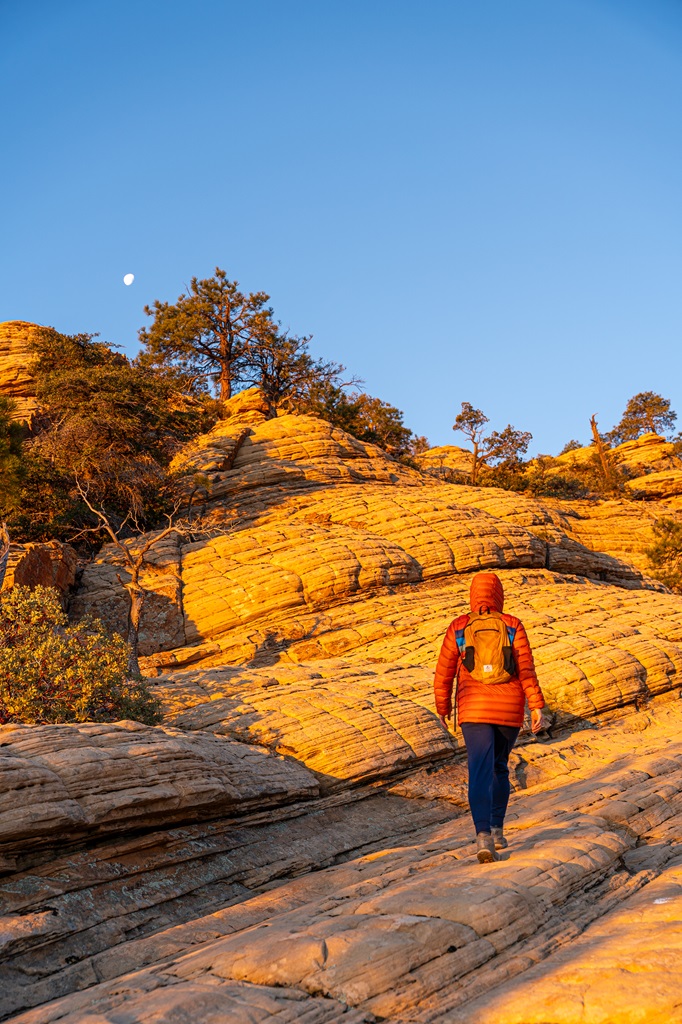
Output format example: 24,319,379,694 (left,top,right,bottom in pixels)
469,572,504,614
